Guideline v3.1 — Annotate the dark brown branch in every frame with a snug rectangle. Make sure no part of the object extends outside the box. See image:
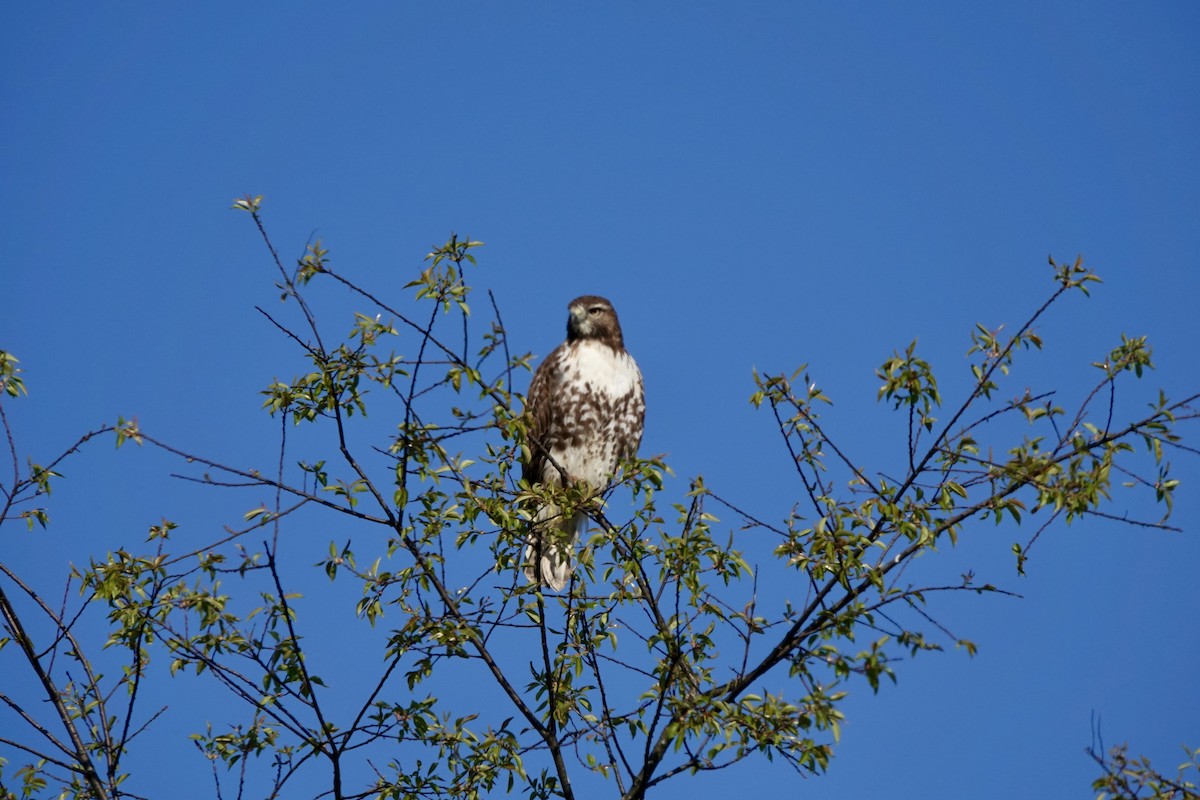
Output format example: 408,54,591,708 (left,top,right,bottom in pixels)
0,581,110,799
